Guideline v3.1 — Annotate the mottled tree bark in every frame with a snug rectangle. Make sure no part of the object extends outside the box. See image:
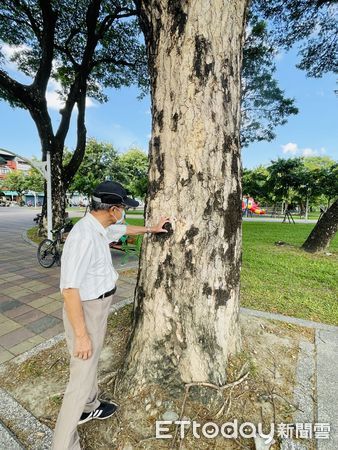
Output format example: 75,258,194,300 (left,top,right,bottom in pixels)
117,0,248,395
302,199,338,252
